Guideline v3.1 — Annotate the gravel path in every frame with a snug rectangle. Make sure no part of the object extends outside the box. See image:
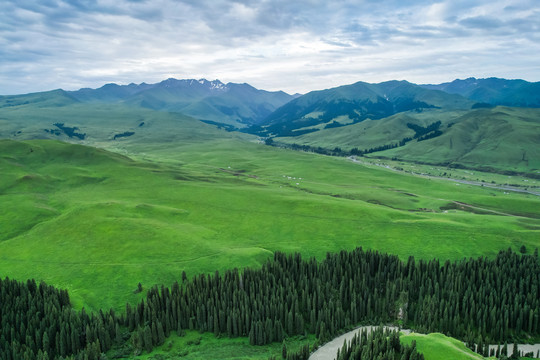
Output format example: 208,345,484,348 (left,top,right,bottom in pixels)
488,343,540,357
